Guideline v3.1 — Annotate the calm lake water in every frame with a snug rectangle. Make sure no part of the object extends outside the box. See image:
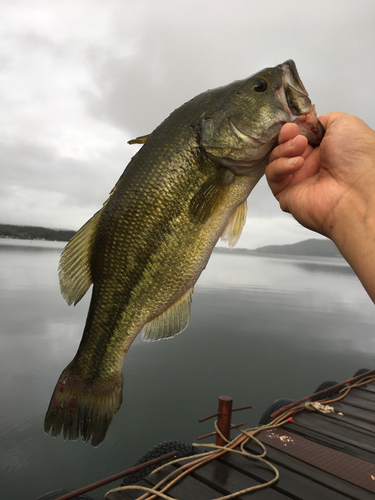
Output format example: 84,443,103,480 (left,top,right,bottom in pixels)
1,238,374,500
